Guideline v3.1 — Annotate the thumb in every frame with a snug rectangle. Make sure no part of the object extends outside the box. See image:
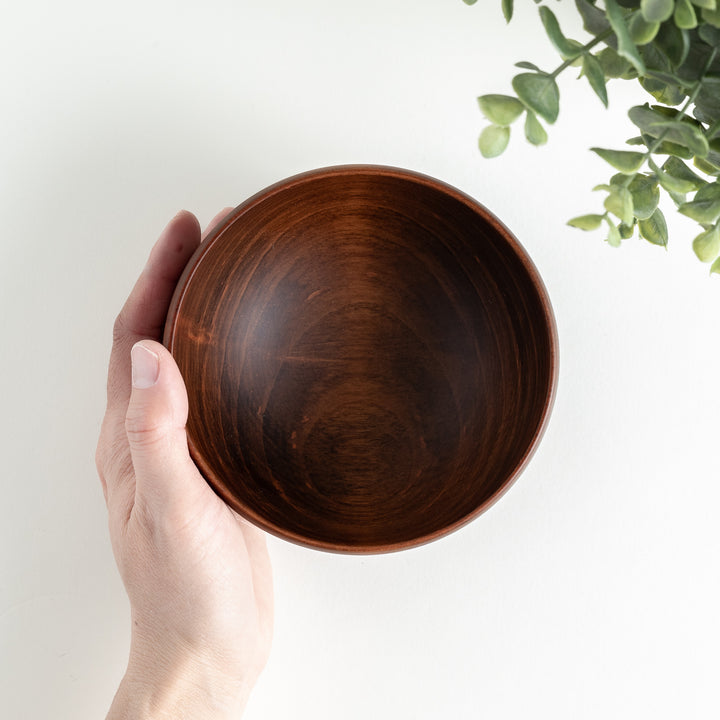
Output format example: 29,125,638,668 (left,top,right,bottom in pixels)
125,340,205,511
